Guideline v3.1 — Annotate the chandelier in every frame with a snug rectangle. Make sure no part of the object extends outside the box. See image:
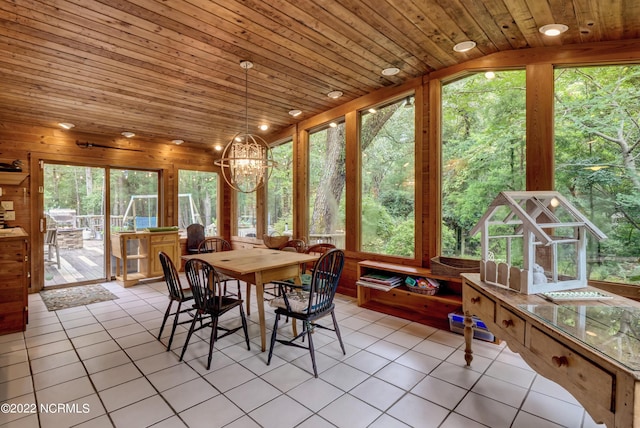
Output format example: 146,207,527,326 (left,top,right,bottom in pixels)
215,60,275,193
